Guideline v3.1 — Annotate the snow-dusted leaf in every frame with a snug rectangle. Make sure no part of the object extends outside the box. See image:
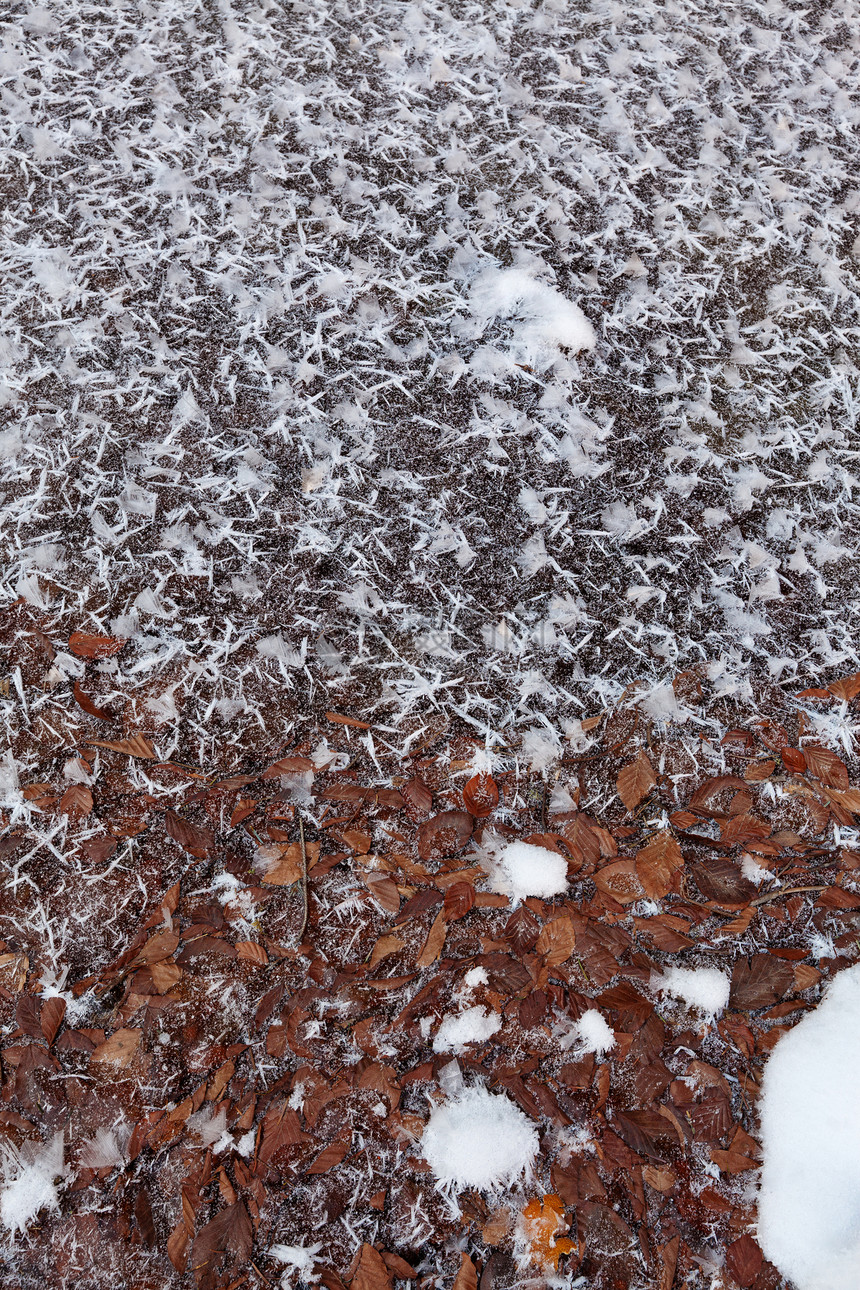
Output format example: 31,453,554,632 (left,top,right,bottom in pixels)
87,733,156,759
463,773,499,818
535,915,575,965
443,880,475,921
729,955,794,1010
593,859,646,906
416,810,473,861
